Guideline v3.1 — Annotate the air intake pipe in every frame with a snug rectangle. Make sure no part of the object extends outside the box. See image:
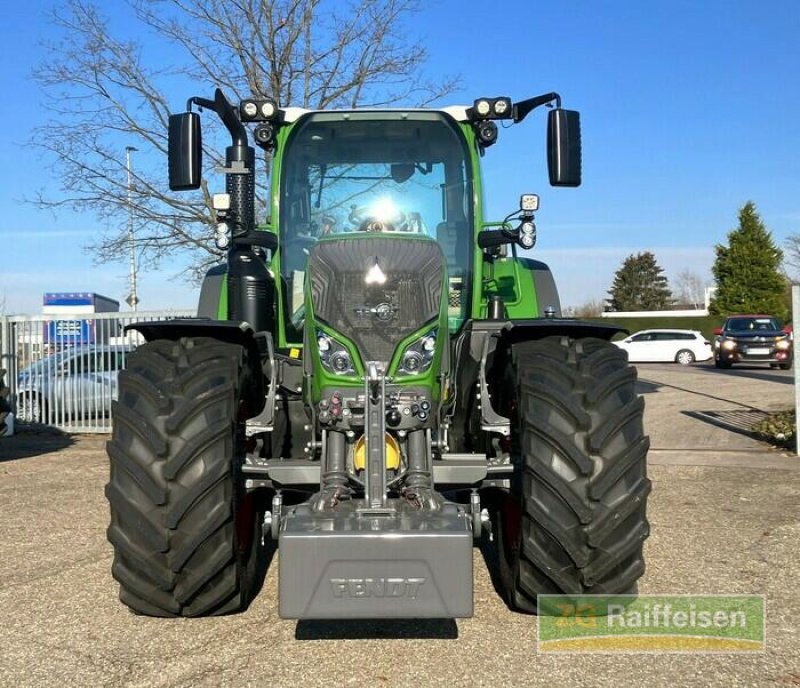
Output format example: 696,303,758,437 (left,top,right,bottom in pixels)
212,89,274,333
